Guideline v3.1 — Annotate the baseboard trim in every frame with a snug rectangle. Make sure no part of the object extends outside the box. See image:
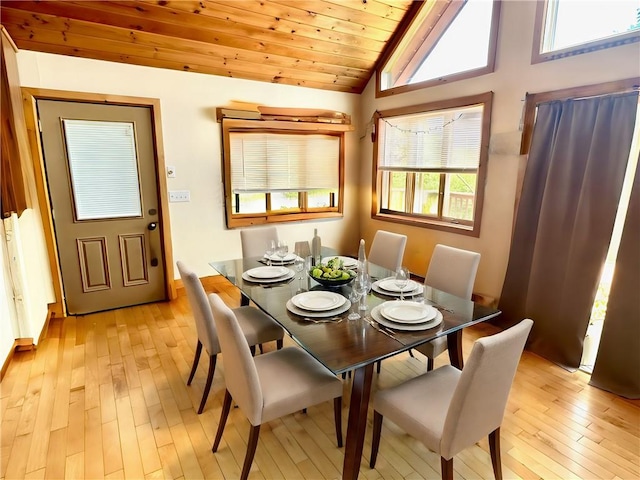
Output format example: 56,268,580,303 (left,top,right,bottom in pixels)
1,337,34,381
175,274,226,296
